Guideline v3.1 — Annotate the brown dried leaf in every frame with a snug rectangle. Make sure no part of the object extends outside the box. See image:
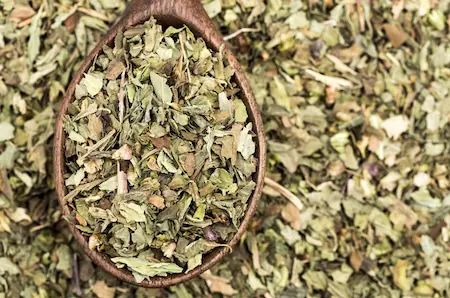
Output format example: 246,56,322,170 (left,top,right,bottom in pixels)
87,115,103,141
76,213,87,226
350,249,363,272
64,12,79,32
105,59,126,80
382,24,409,48
281,203,301,230
148,195,165,209
0,169,14,201
181,152,195,176
10,5,36,23
150,136,171,149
